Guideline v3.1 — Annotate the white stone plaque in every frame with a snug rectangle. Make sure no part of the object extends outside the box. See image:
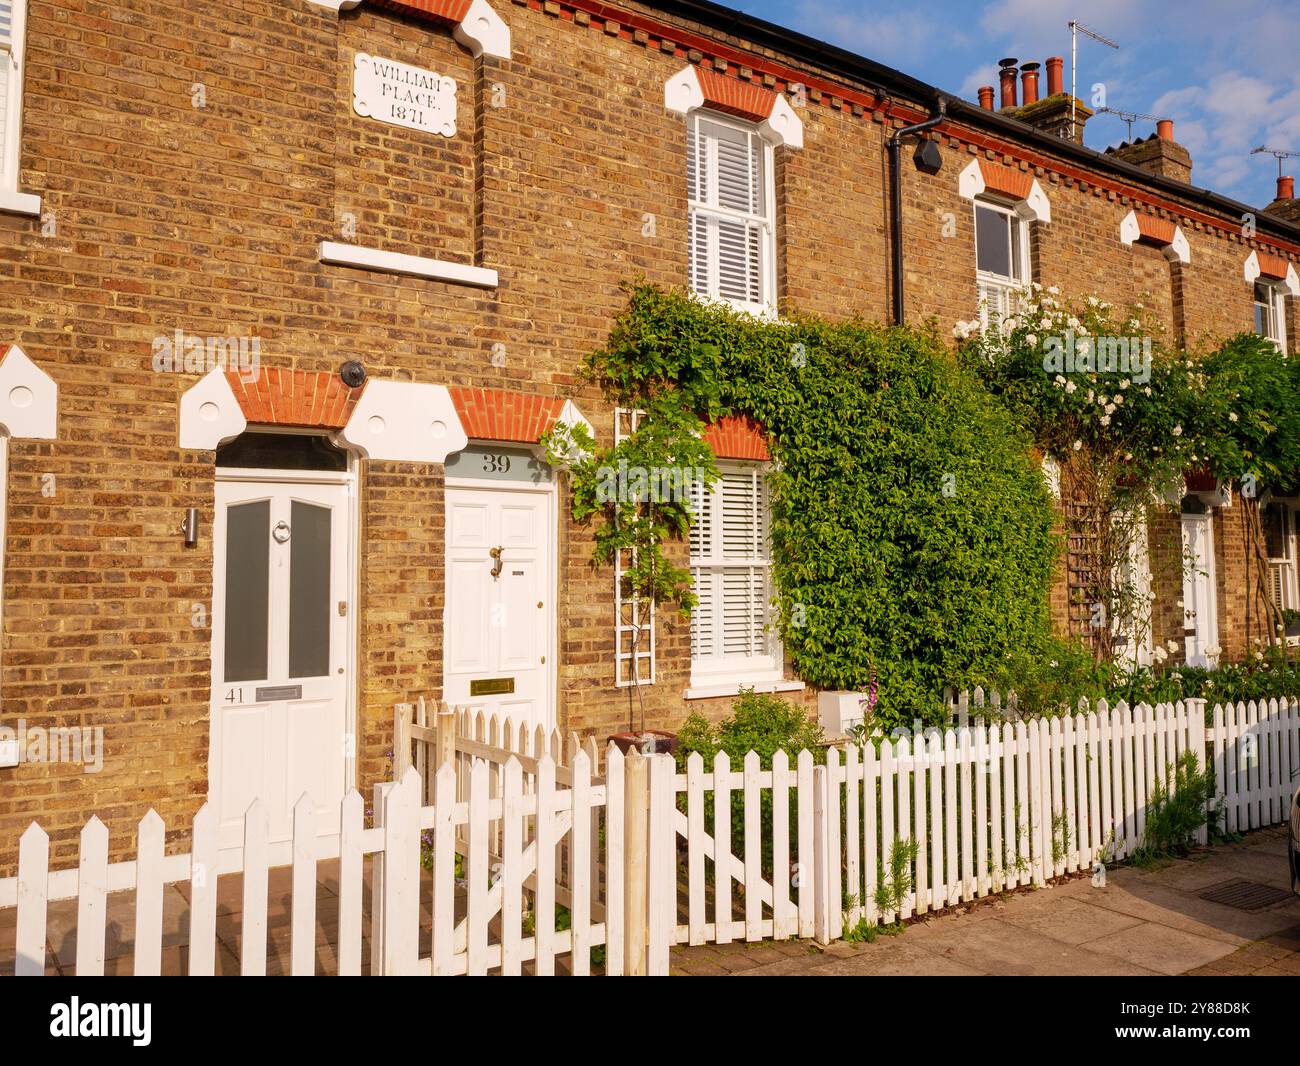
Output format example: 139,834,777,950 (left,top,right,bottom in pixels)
353,53,457,138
